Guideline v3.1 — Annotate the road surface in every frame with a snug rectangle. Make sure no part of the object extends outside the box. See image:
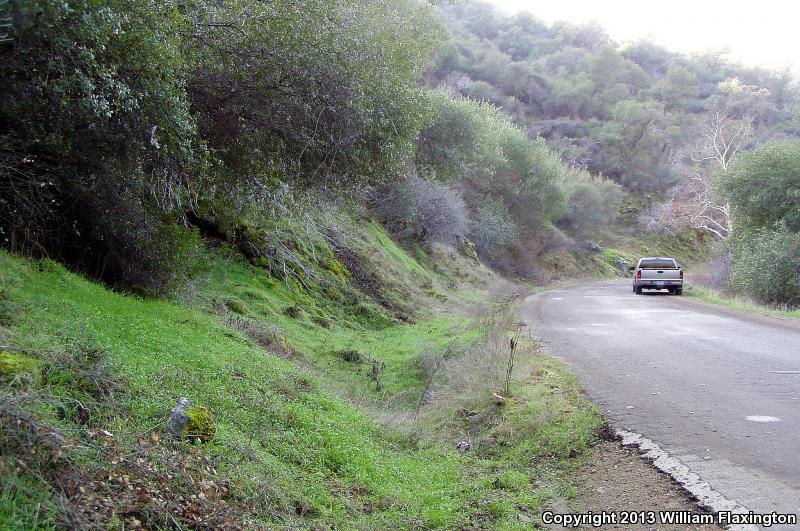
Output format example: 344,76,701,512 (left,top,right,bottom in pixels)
520,280,800,523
